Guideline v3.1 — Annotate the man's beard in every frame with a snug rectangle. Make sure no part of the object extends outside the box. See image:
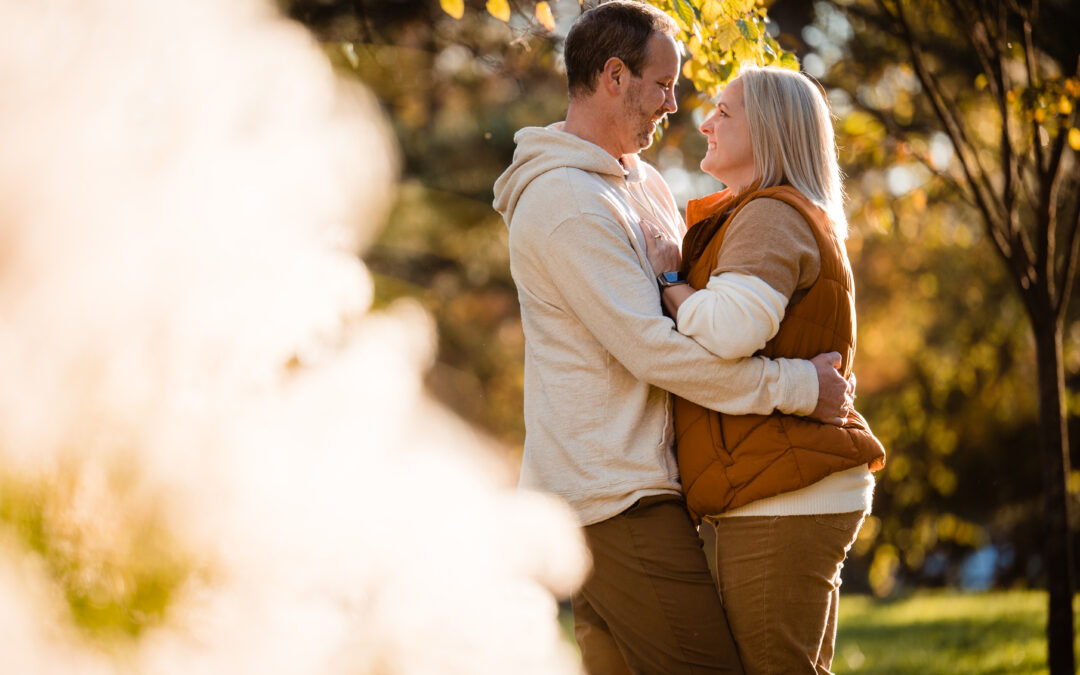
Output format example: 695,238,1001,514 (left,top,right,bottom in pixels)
623,81,662,151
635,117,657,149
